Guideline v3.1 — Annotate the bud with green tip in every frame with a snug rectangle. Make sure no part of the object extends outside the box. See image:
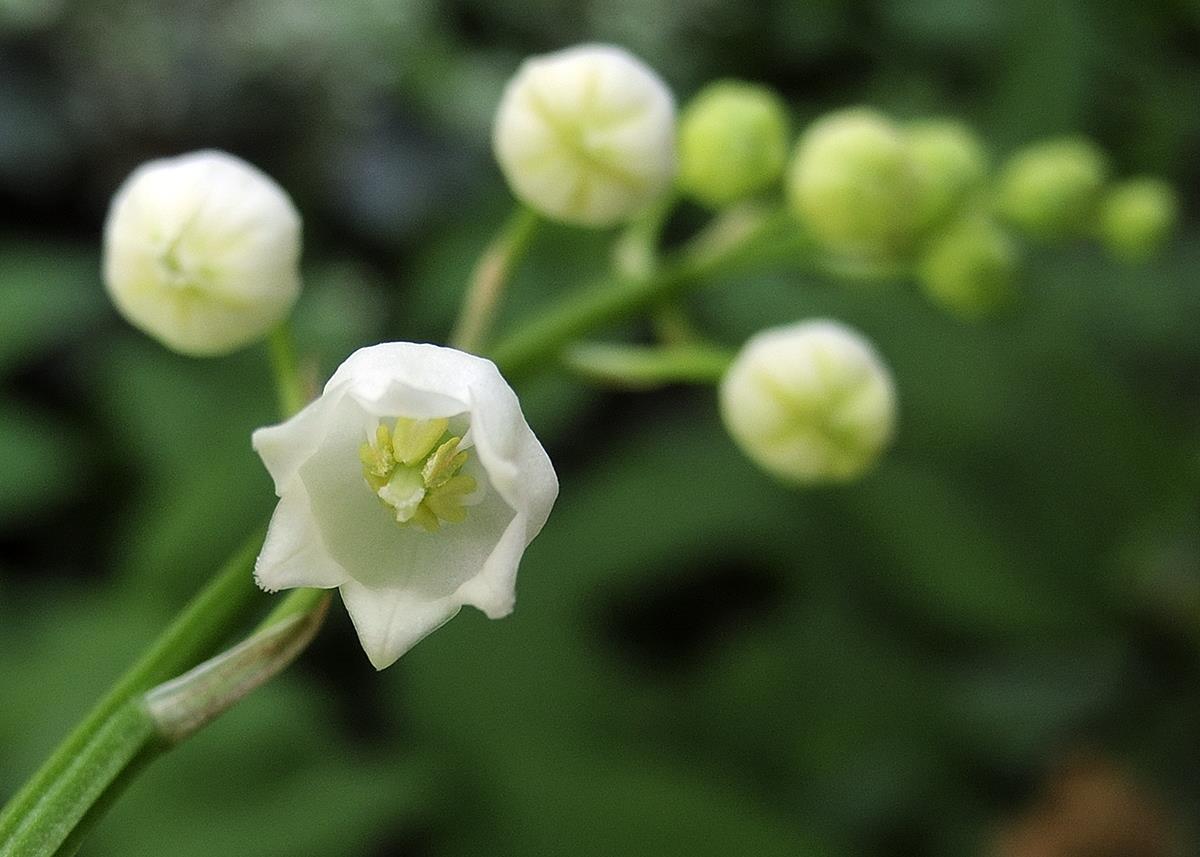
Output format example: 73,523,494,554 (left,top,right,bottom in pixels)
1099,177,1178,262
103,150,302,356
906,119,988,231
786,107,924,263
492,43,676,228
719,320,897,485
996,136,1108,239
677,81,789,208
917,214,1018,319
